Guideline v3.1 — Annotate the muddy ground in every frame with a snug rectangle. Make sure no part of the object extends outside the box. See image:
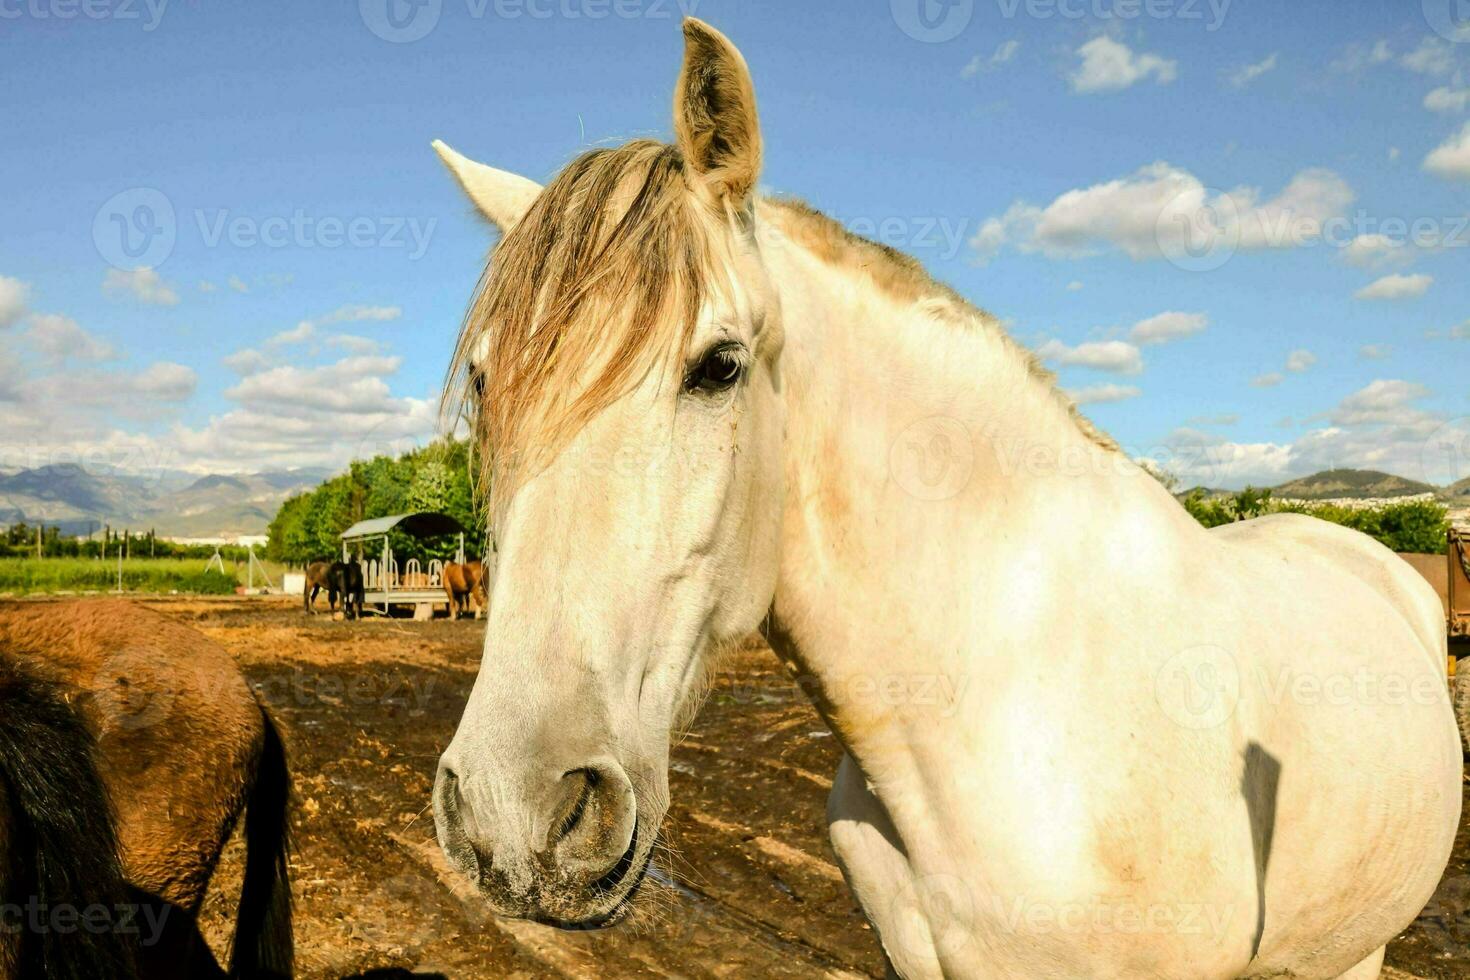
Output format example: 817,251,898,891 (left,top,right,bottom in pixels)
109,596,1468,978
